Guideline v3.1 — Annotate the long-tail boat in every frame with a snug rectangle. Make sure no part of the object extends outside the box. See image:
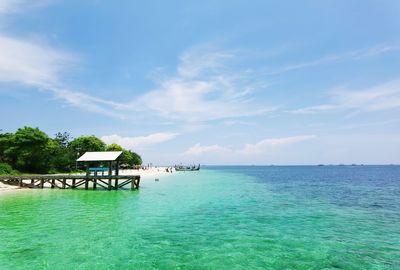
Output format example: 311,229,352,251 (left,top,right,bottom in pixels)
174,164,200,171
